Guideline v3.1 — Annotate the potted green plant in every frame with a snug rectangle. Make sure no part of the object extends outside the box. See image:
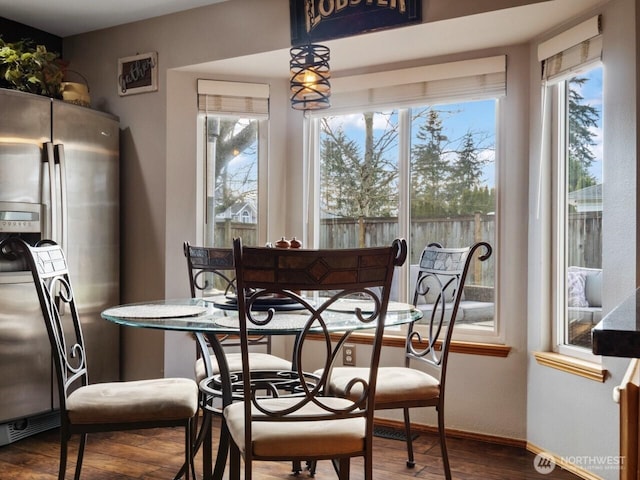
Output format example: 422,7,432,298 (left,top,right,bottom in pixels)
0,38,66,98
